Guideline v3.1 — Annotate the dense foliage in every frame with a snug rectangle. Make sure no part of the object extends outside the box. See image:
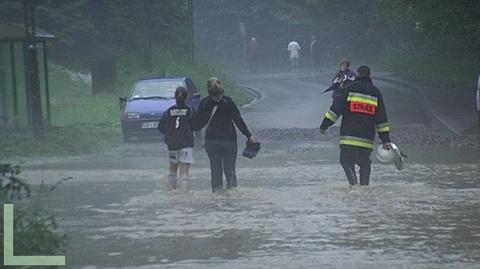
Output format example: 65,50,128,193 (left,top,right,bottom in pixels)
1,0,478,85
0,0,190,93
196,0,480,85
1,0,188,65
0,163,67,268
